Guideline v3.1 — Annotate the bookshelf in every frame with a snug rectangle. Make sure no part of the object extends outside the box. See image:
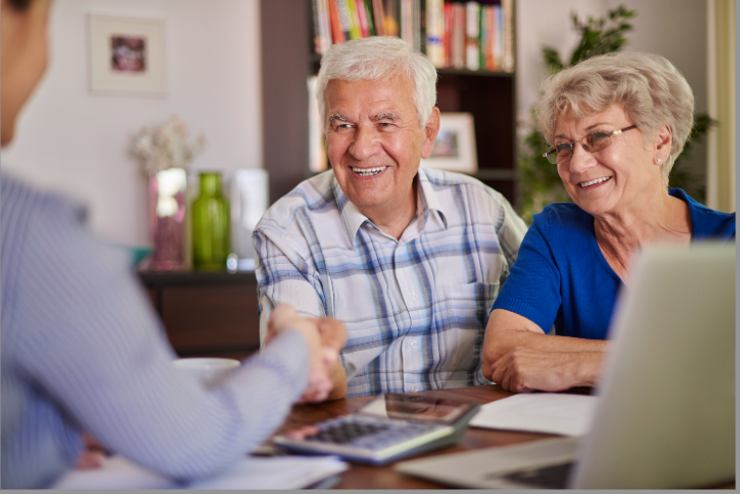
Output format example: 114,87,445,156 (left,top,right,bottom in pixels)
260,0,518,206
